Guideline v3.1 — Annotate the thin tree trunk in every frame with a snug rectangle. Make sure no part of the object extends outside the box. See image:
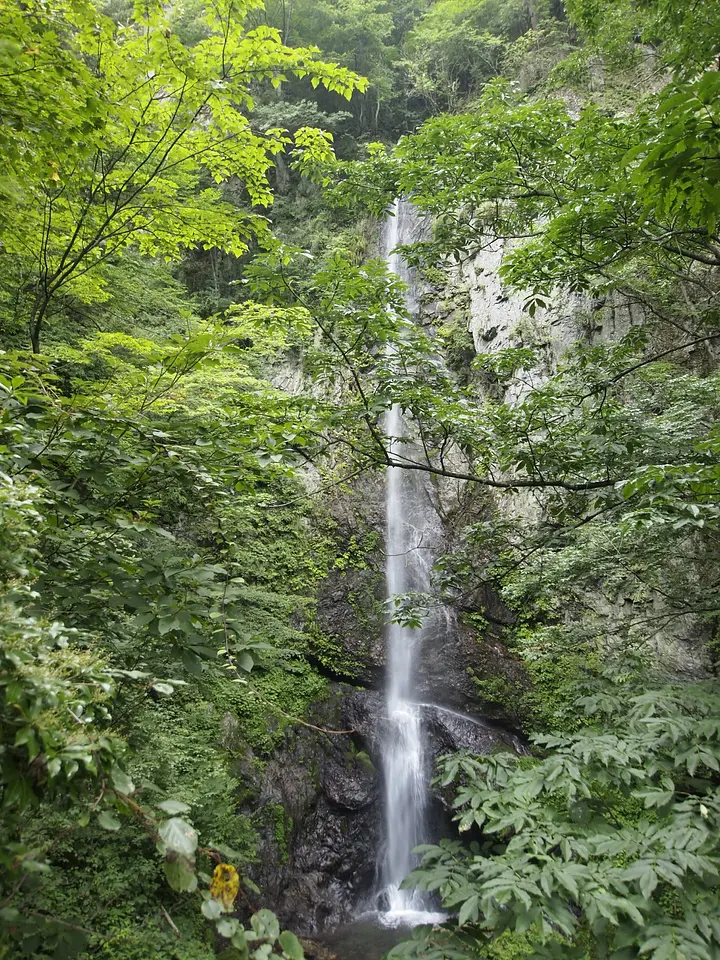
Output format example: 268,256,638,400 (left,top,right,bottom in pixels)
527,0,539,29
283,0,293,45
29,295,48,354
274,151,290,194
